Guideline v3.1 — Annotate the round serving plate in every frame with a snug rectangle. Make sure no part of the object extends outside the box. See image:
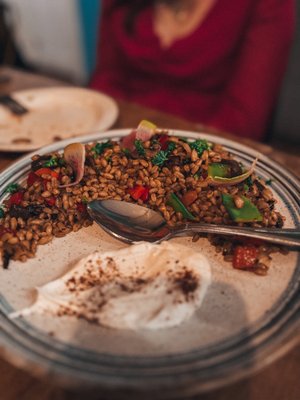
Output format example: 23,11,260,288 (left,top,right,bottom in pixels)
0,129,299,399
0,87,119,152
